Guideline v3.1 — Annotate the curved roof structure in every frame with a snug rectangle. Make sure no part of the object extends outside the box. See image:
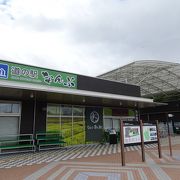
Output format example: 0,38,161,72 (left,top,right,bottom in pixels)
98,60,180,98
